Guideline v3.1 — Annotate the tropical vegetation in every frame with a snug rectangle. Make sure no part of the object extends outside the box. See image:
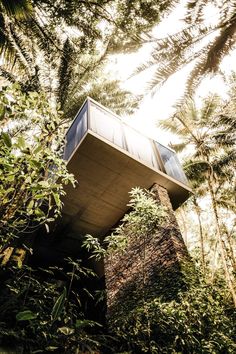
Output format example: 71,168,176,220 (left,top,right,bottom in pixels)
137,0,236,95
0,0,235,353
